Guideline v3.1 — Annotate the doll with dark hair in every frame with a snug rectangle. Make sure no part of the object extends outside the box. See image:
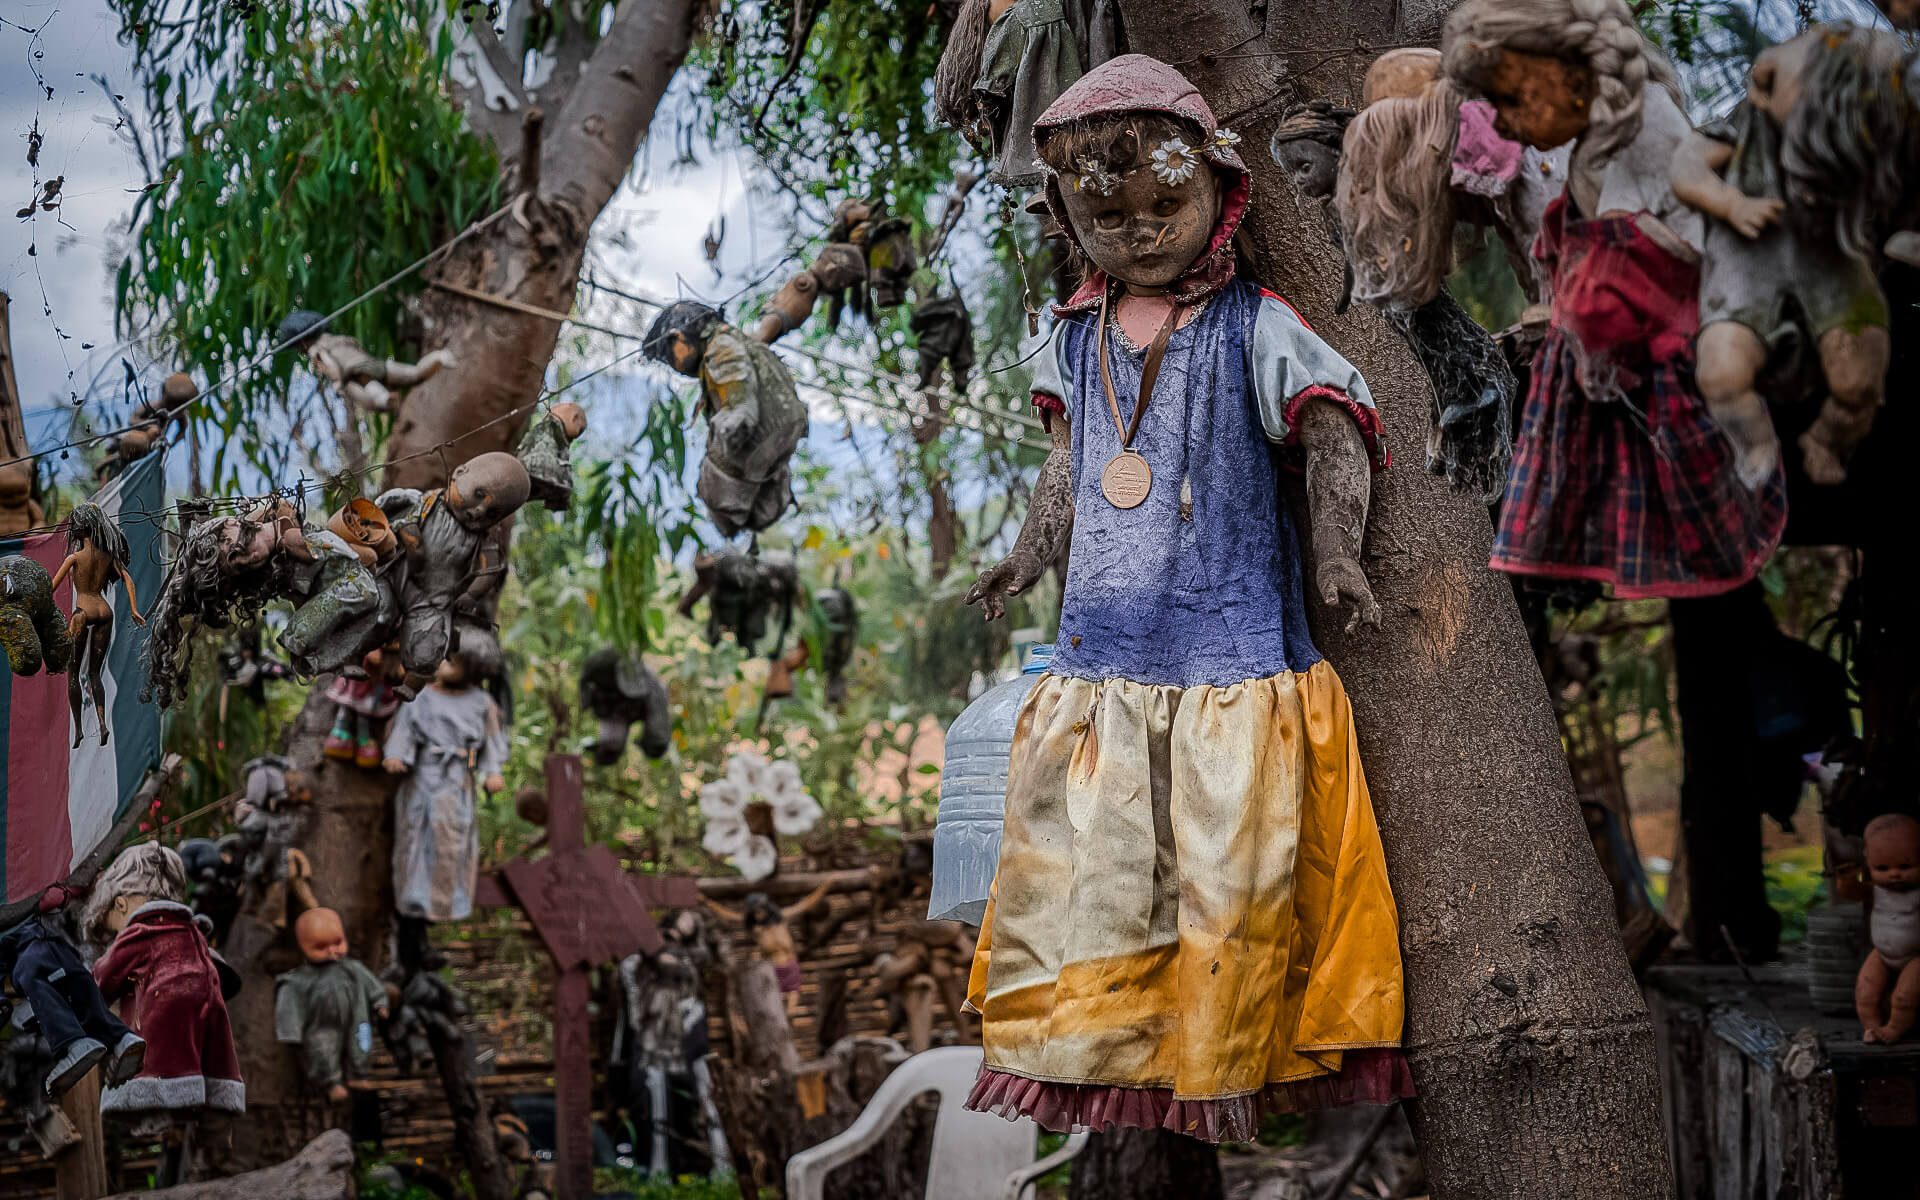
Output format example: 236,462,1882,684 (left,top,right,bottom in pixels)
51,503,144,746
1672,23,1916,488
959,56,1408,1142
644,302,807,537
276,310,456,415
